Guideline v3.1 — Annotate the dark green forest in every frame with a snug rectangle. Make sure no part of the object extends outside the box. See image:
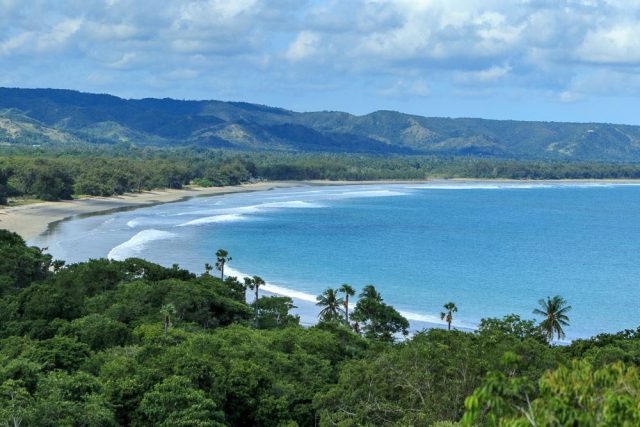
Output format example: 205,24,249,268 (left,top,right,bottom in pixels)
1,230,640,426
3,146,640,204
